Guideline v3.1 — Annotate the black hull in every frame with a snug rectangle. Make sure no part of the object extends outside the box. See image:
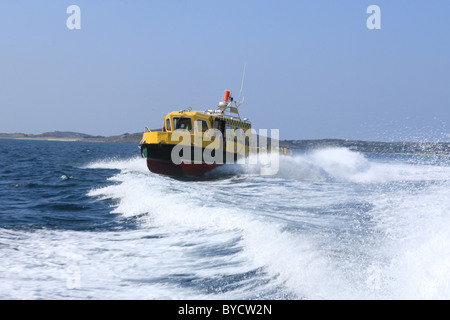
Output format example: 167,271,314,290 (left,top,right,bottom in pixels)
140,143,235,176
